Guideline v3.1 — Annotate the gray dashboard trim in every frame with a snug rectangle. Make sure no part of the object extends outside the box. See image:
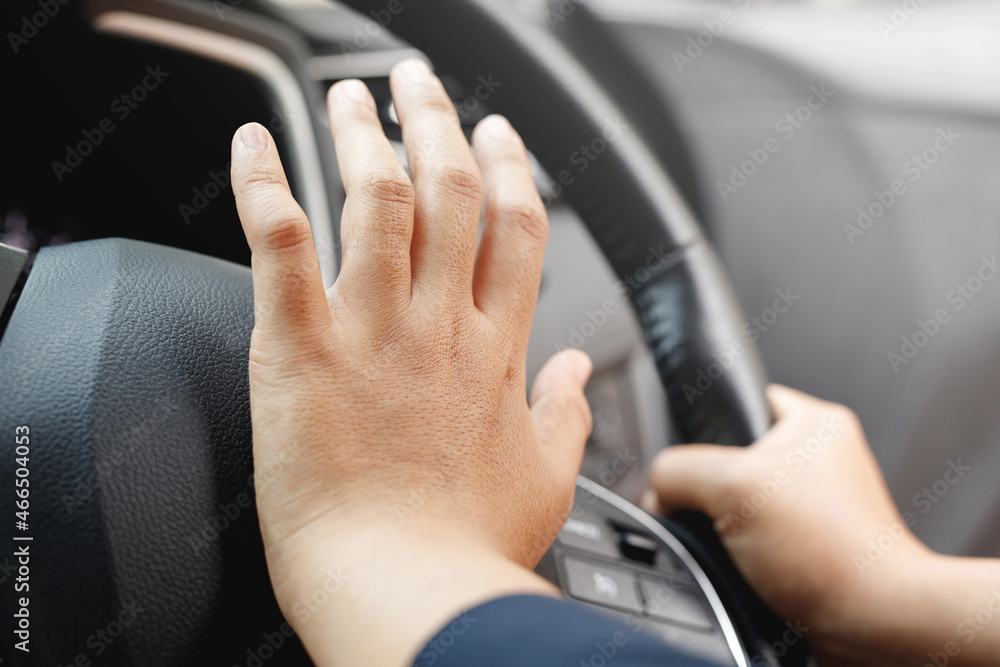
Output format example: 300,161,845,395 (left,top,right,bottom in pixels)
577,475,750,667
